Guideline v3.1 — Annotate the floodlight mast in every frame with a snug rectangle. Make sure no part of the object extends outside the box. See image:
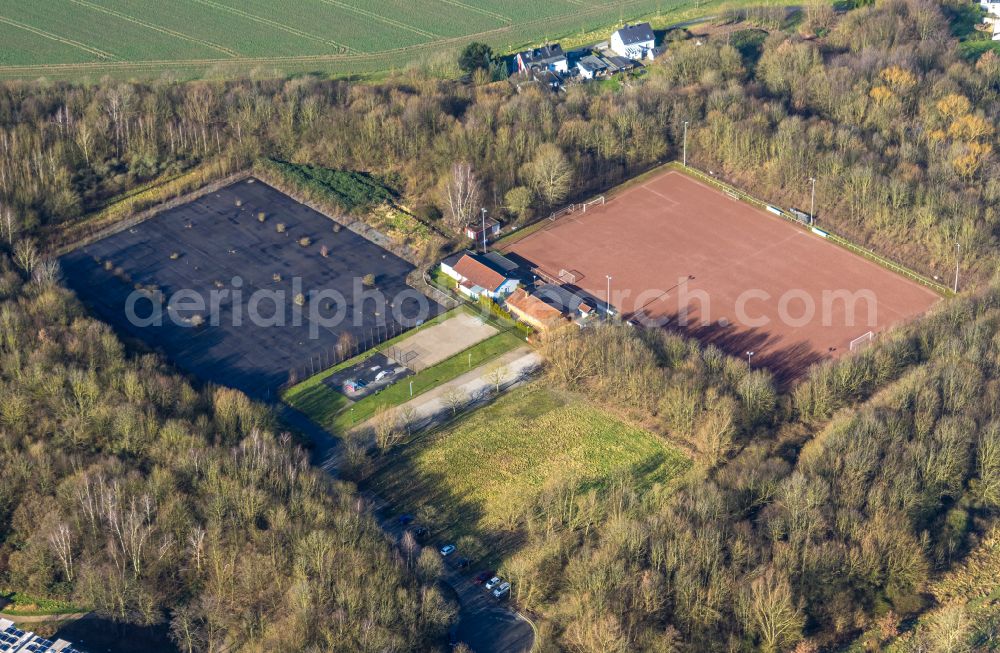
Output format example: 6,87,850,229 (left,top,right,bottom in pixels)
683,121,689,167
809,177,816,225
606,274,613,317
481,207,488,253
